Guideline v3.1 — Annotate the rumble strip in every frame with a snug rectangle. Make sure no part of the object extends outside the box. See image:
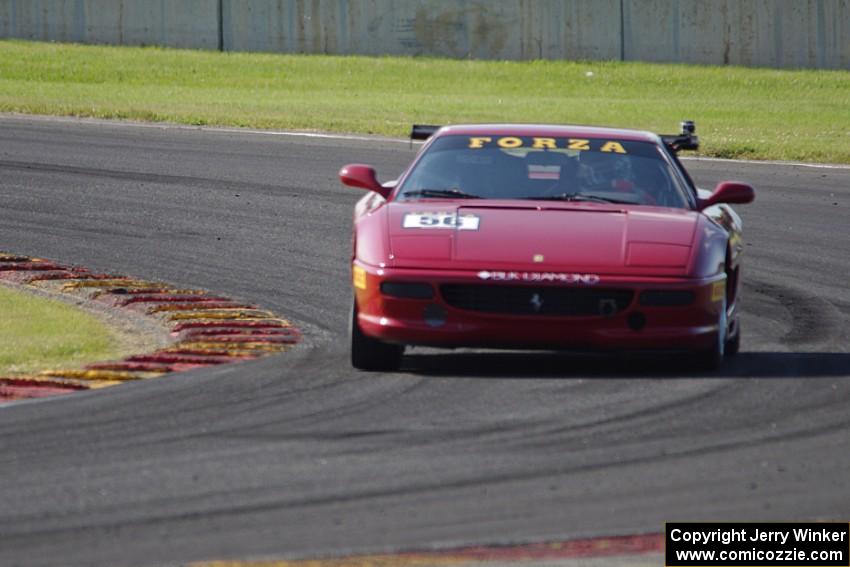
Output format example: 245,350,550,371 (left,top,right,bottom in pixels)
0,252,300,403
